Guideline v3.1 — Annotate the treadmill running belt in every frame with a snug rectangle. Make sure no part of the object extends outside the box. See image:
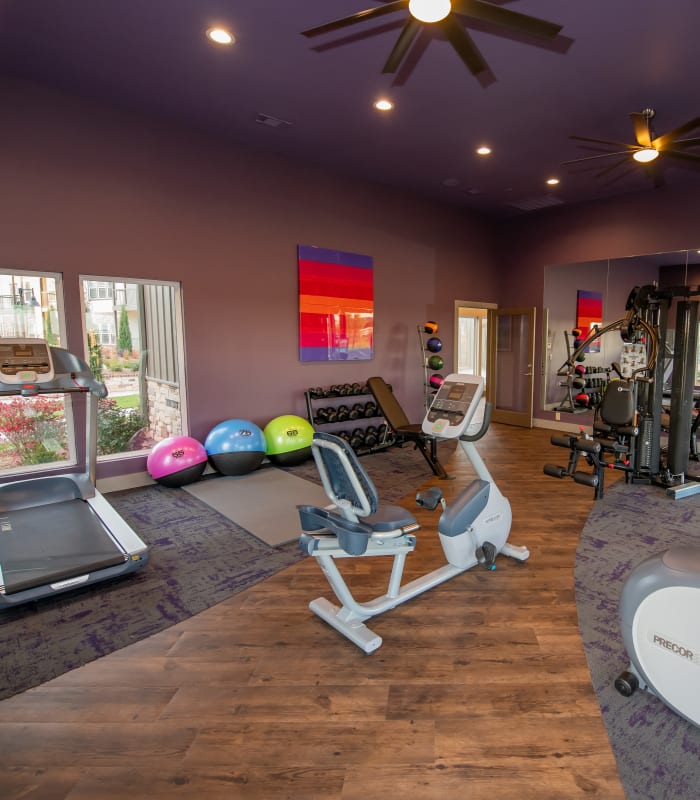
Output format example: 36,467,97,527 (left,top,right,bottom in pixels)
0,499,127,594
